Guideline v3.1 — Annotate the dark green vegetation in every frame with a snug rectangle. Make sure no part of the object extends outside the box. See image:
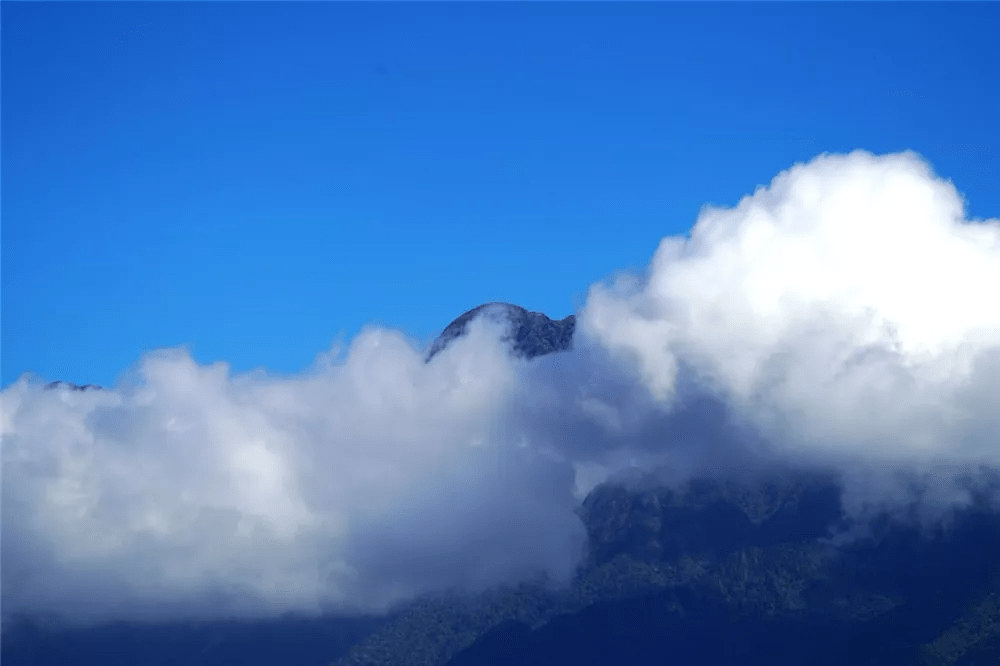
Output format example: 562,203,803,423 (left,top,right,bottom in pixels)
1,614,387,666
335,473,1000,666
444,480,1000,666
